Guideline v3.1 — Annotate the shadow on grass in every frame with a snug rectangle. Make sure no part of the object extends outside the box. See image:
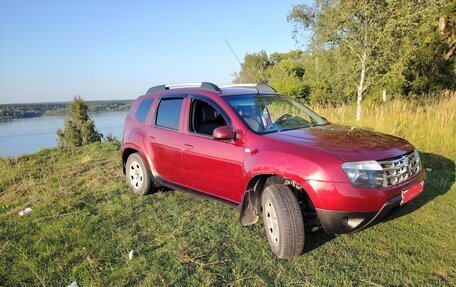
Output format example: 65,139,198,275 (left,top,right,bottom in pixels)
304,229,336,252
303,152,454,253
